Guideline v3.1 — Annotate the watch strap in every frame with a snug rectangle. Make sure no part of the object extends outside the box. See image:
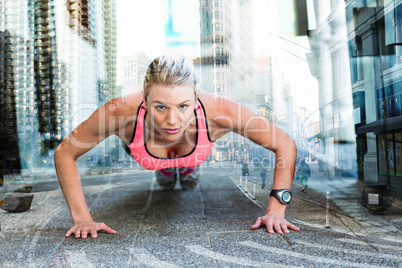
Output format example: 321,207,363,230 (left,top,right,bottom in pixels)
270,189,292,205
